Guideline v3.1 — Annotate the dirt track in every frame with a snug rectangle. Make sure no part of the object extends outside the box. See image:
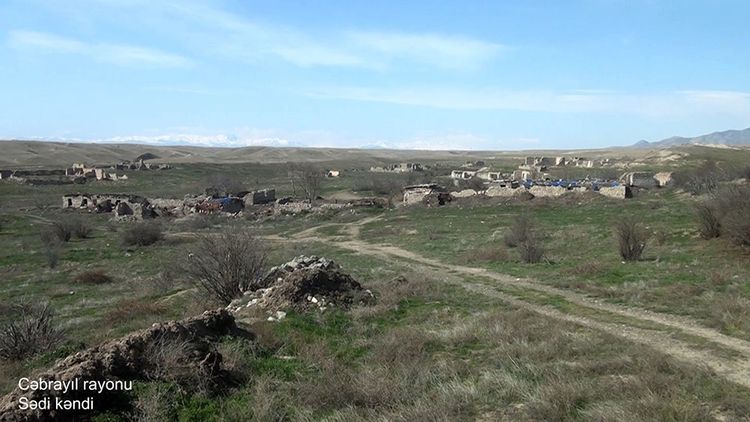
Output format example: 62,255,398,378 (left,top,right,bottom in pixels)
267,214,750,389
